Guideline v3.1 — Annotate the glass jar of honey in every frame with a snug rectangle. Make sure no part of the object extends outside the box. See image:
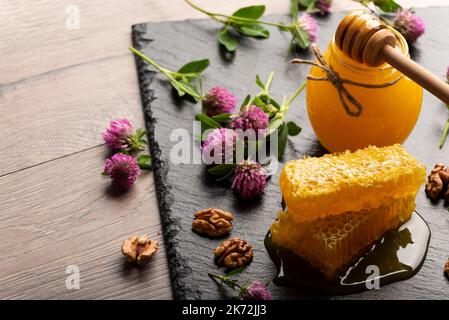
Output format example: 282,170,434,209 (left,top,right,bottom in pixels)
306,28,423,153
